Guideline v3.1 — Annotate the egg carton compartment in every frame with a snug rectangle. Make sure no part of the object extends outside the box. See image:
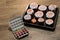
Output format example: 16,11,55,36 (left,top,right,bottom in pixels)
23,4,59,31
